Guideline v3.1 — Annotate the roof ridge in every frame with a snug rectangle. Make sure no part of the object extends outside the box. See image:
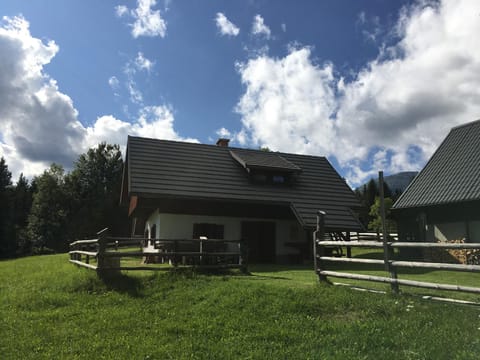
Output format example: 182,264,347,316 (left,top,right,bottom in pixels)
127,135,327,160
450,119,480,131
